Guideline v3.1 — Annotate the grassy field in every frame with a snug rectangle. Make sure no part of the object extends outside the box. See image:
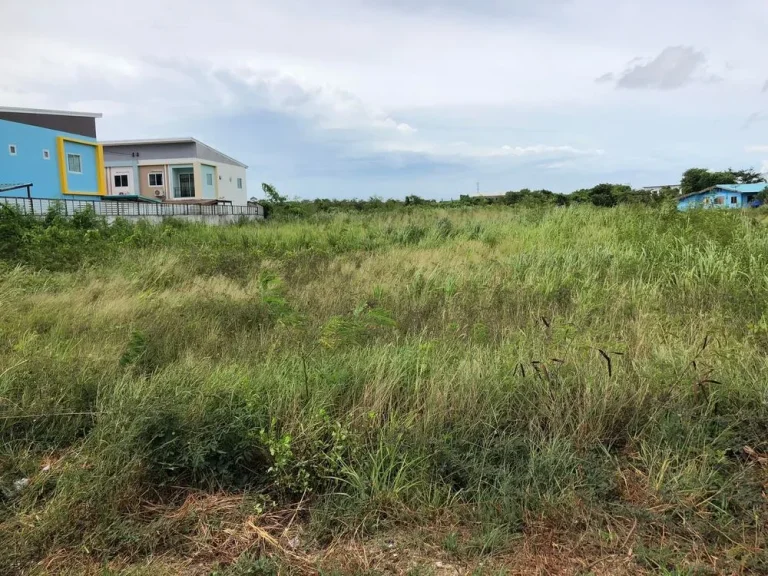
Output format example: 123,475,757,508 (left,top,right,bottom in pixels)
1,204,767,575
